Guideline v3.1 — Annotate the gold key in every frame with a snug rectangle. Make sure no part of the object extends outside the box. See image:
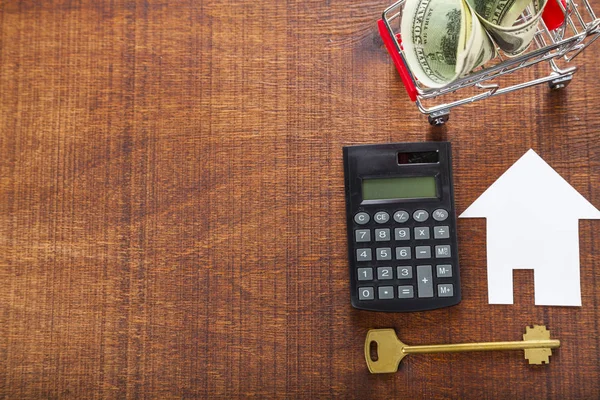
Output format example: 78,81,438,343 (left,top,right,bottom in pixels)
365,325,560,374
